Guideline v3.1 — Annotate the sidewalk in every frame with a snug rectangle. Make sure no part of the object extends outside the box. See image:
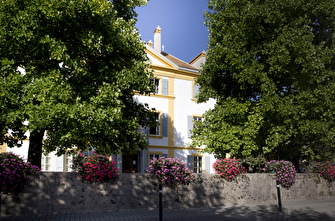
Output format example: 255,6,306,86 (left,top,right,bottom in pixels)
2,198,335,221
